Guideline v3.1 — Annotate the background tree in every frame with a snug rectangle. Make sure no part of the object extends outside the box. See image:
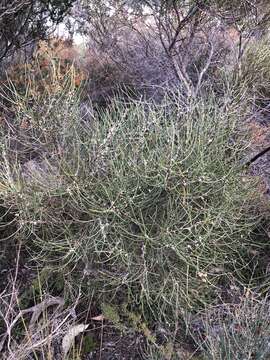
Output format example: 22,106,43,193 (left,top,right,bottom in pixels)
0,0,76,63
74,0,270,97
